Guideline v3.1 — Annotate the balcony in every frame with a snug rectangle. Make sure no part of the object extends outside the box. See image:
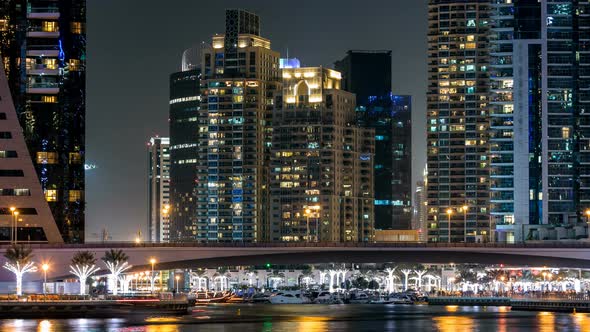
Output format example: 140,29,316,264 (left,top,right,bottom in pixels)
27,7,60,20
26,82,59,94
26,64,59,76
26,45,59,57
26,26,59,38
